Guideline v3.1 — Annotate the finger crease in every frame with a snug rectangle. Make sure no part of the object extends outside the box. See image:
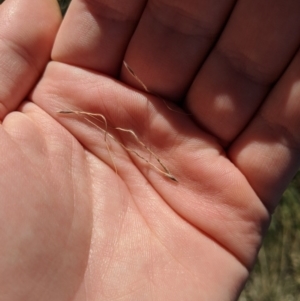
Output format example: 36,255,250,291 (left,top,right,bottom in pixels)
83,0,141,23
259,111,300,152
149,0,217,39
215,46,278,87
0,36,39,75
